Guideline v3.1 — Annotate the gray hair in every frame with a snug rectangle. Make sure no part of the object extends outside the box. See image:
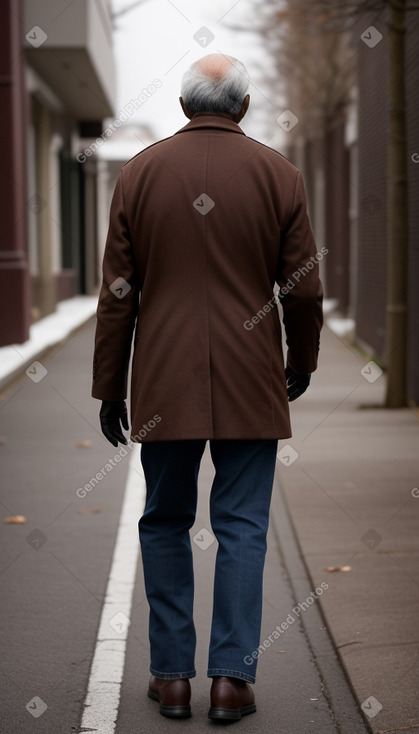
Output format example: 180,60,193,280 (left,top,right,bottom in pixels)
181,55,250,116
